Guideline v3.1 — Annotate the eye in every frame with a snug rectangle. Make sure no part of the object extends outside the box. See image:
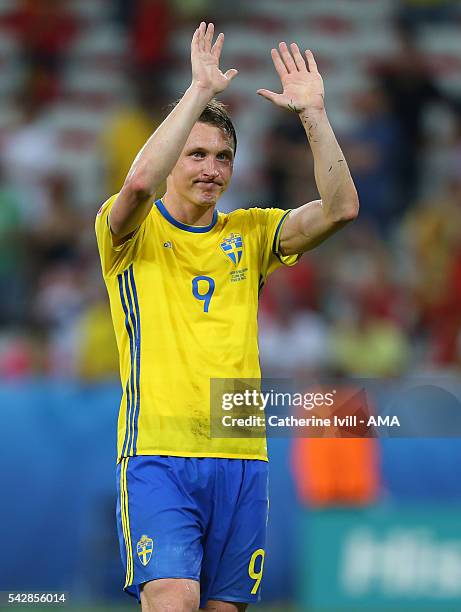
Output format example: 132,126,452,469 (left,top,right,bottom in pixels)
192,151,205,158
217,153,231,161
